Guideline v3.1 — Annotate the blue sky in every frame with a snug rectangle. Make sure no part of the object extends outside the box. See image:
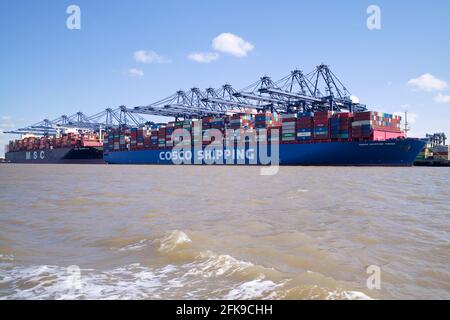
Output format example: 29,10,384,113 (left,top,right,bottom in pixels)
1,0,449,155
